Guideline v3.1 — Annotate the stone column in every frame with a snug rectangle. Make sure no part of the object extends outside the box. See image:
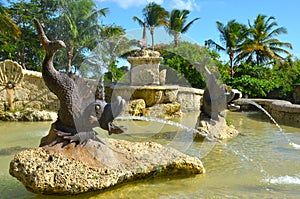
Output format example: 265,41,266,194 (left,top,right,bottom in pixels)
127,50,163,86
